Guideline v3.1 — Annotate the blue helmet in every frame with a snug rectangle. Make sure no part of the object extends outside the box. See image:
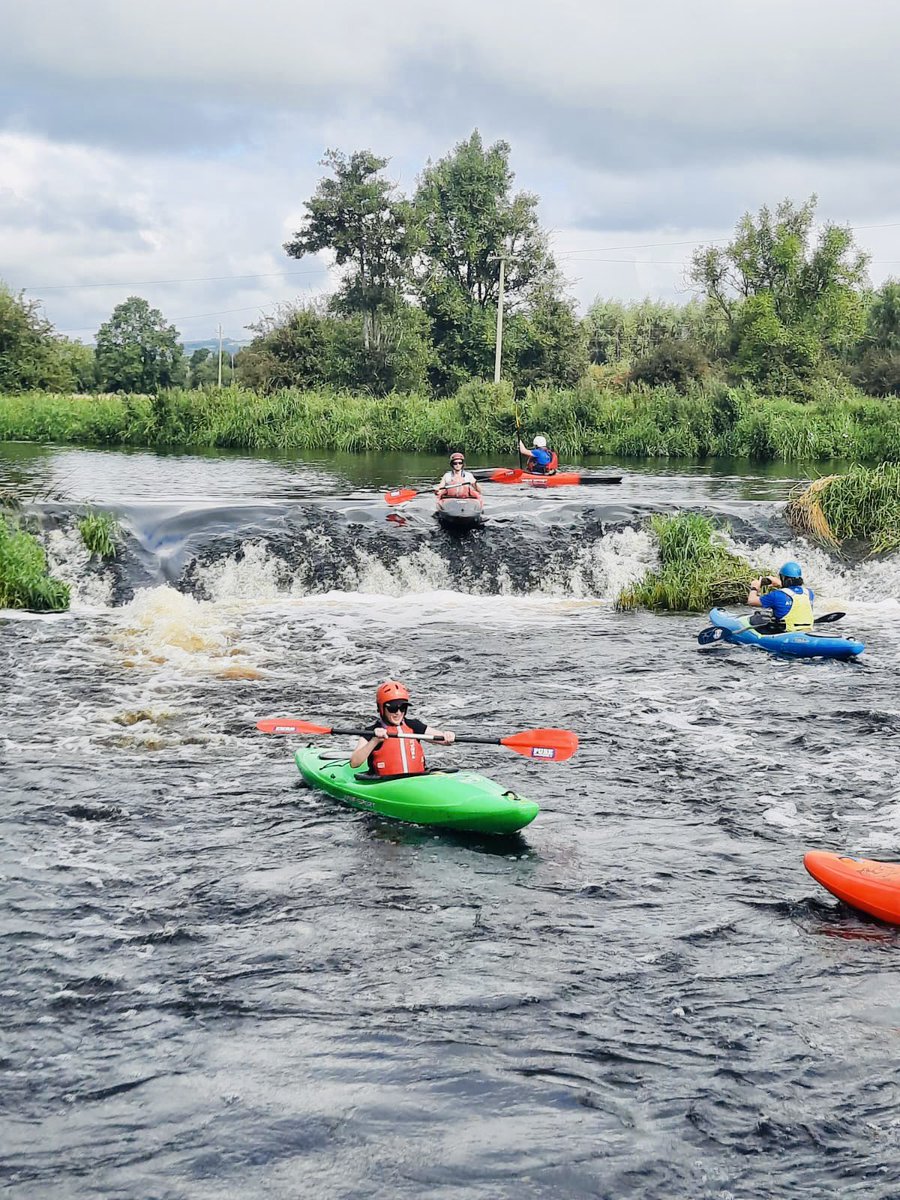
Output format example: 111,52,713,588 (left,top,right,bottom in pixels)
779,561,803,579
